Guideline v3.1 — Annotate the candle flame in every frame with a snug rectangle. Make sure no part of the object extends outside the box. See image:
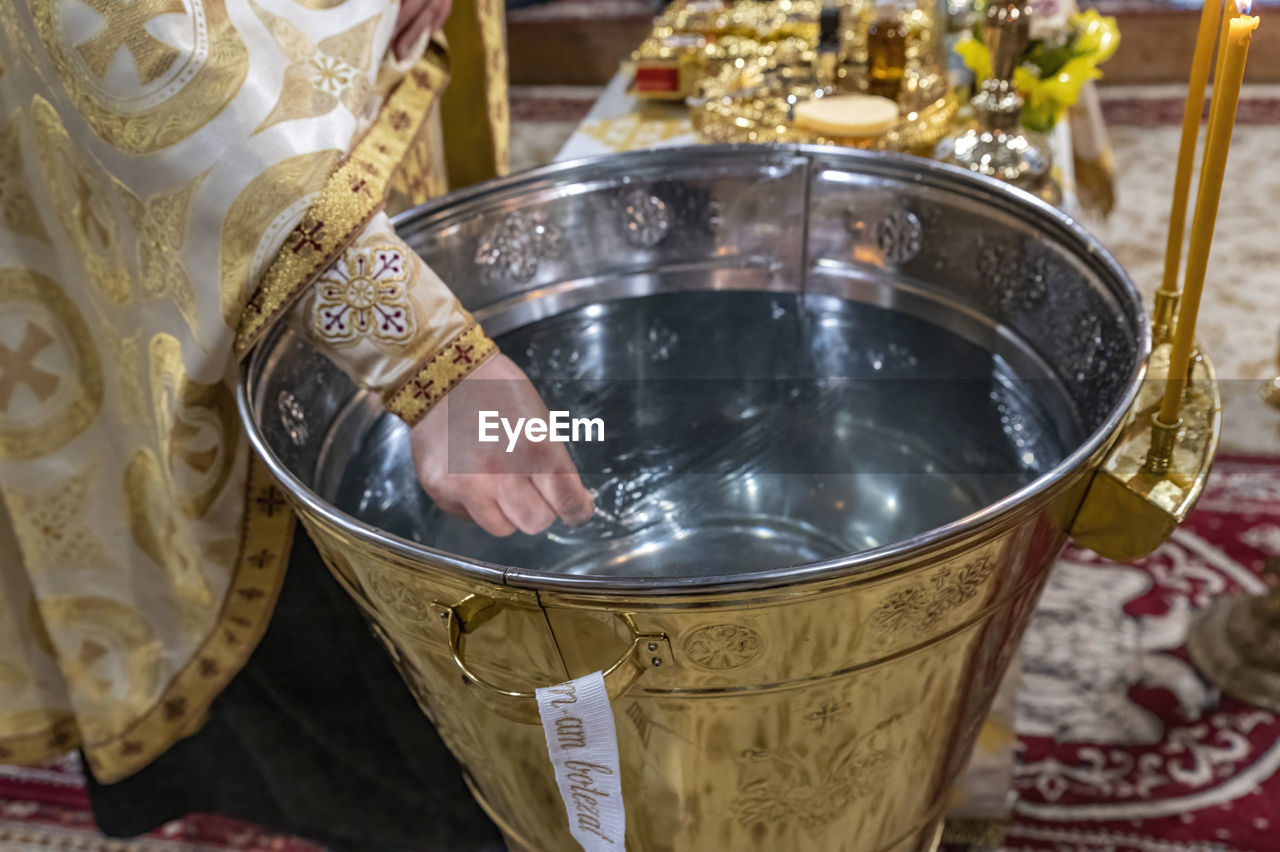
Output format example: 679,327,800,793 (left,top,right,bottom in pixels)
1237,0,1254,16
